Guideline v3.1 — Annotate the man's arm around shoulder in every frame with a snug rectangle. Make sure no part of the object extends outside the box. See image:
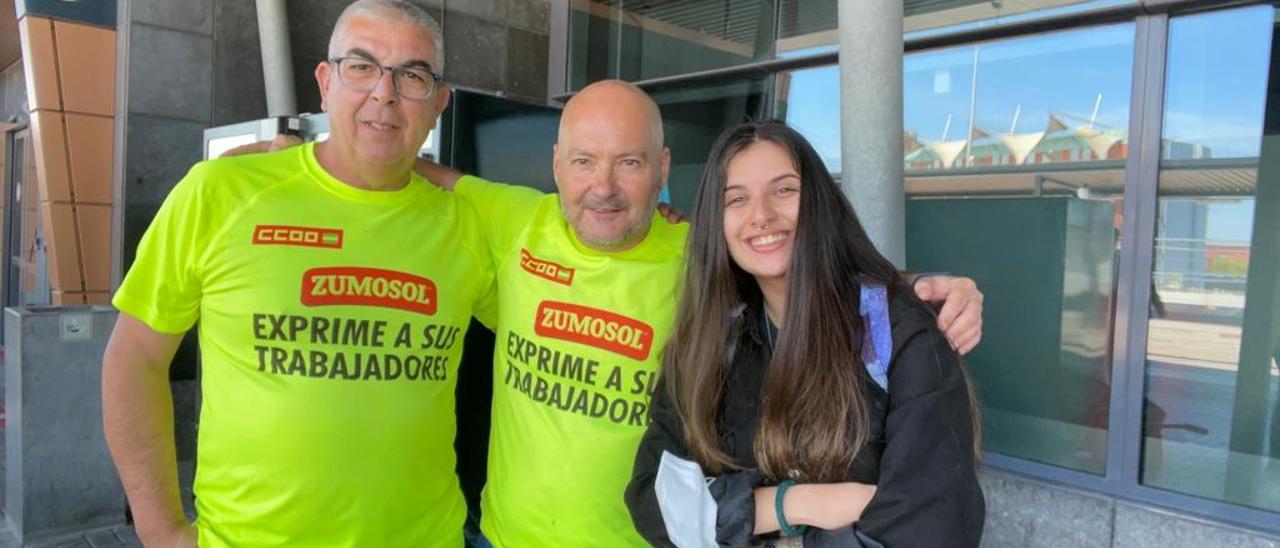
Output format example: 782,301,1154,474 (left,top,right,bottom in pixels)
102,313,196,547
219,136,468,191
